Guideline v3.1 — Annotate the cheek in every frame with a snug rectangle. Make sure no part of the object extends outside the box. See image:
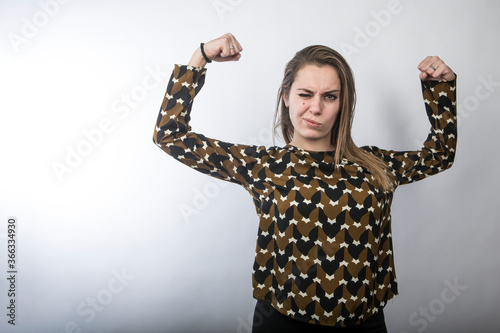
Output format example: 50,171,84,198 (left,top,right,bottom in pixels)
325,106,340,126
290,100,307,116
288,105,302,128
